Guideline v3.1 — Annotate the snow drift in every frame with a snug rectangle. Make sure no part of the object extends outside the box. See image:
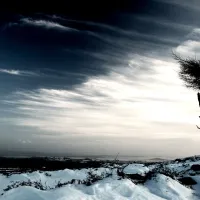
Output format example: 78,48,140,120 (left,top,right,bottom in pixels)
0,156,200,200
